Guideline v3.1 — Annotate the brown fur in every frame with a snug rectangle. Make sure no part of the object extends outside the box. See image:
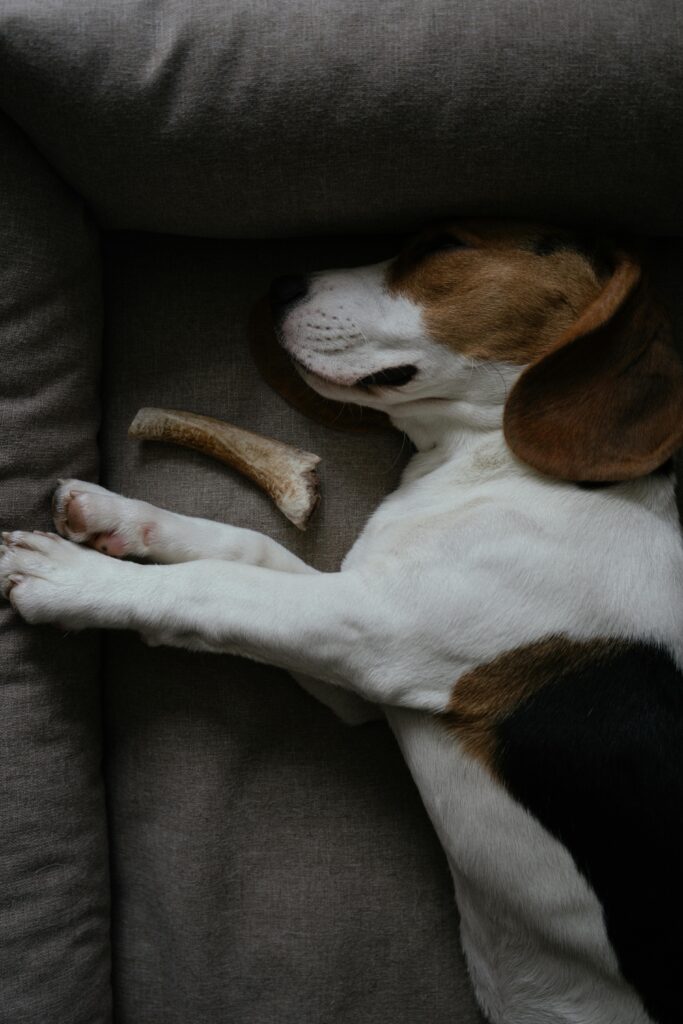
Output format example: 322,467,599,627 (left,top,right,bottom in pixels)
389,219,683,481
387,221,605,364
504,254,683,480
442,636,627,772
